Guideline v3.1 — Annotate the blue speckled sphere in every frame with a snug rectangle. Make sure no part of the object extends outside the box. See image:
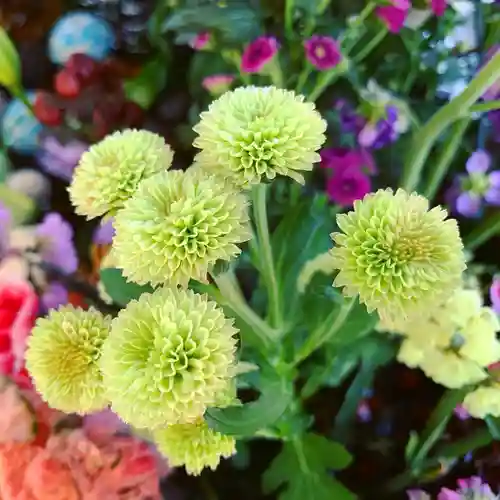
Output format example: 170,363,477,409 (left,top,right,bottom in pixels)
1,93,43,154
48,11,115,65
